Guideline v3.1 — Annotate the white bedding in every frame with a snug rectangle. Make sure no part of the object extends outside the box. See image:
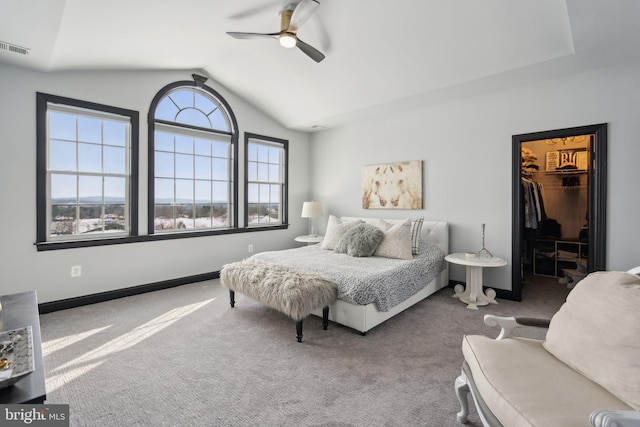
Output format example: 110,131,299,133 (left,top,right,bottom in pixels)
244,217,448,334
252,241,445,312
